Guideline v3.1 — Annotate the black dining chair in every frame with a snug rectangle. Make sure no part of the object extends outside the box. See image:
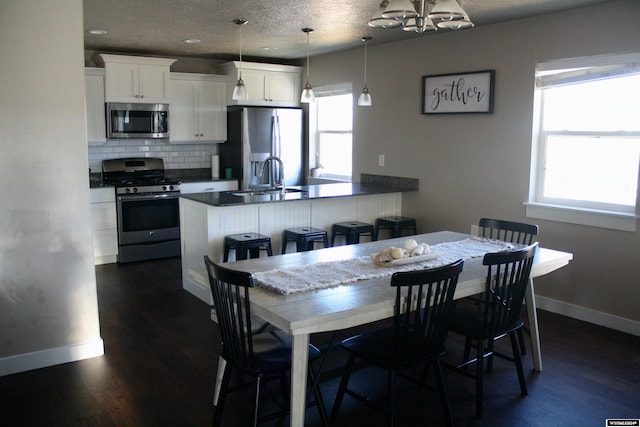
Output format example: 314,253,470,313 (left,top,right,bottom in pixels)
477,217,539,356
477,217,538,245
331,259,465,427
447,243,538,420
204,256,328,427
